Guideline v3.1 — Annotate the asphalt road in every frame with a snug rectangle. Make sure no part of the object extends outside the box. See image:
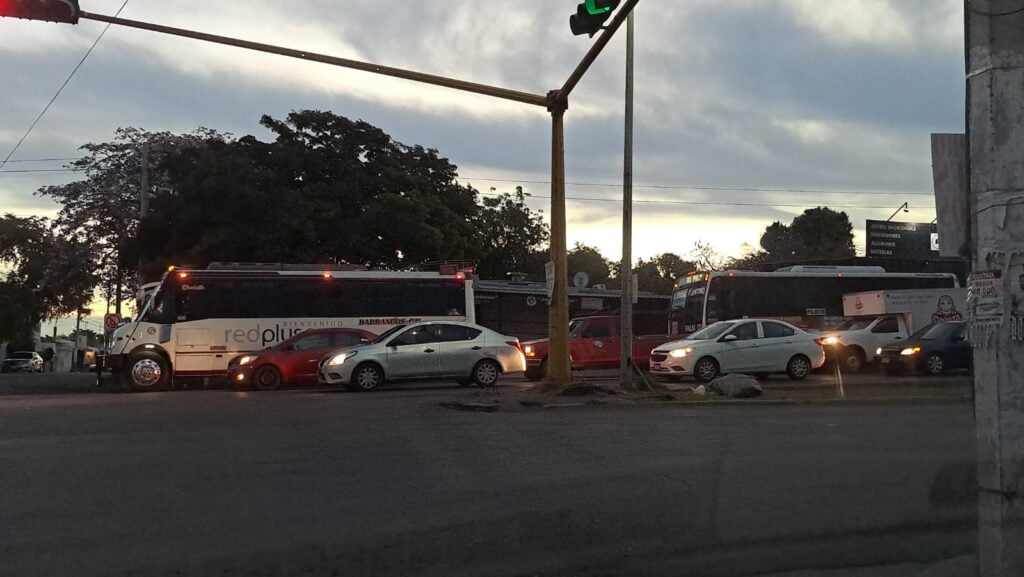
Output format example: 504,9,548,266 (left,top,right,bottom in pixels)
0,376,977,577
